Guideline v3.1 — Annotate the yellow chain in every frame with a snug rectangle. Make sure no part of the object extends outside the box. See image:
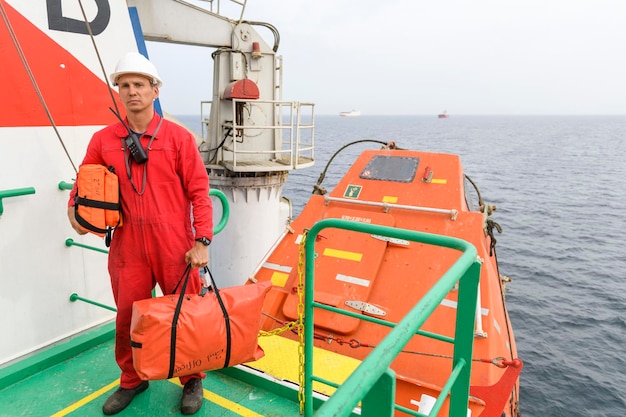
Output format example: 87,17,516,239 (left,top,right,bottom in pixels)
251,230,308,413
297,229,308,414
258,319,298,337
